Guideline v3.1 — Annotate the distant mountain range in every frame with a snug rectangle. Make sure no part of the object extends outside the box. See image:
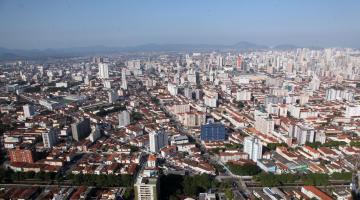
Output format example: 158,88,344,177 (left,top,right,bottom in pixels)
0,42,319,60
